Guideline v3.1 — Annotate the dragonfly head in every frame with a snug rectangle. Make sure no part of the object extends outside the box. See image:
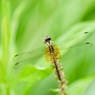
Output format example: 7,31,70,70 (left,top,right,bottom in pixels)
43,36,51,45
